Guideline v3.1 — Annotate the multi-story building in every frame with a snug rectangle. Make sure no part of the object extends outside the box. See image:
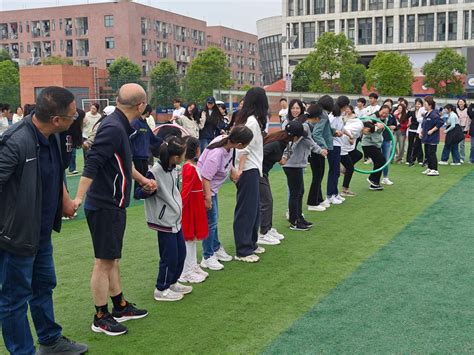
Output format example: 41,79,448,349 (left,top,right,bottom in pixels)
257,16,284,85
277,0,474,75
0,0,261,89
